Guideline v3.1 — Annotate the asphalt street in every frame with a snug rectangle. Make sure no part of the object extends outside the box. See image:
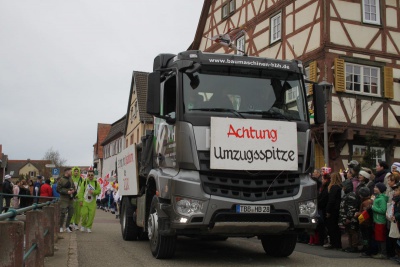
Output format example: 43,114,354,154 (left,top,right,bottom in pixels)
45,209,400,267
